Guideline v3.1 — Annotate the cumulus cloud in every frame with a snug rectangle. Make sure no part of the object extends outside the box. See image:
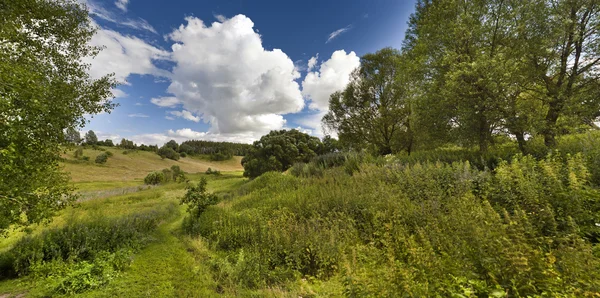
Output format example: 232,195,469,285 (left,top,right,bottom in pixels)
151,96,180,107
326,25,352,43
301,50,360,111
85,24,171,84
168,110,201,122
128,113,149,118
307,54,318,71
115,0,128,11
129,128,262,145
111,88,128,98
164,15,304,136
